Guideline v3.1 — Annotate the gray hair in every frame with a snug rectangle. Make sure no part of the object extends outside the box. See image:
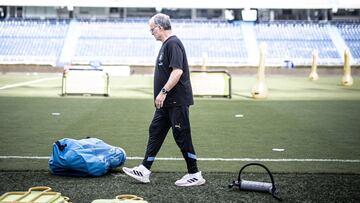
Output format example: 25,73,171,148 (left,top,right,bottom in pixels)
149,13,172,30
